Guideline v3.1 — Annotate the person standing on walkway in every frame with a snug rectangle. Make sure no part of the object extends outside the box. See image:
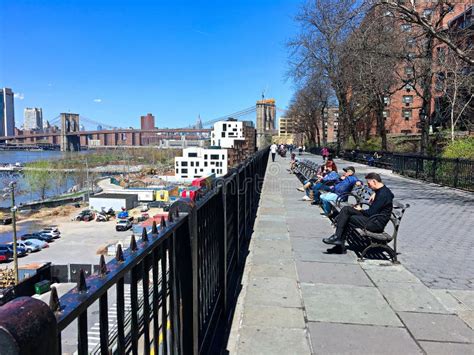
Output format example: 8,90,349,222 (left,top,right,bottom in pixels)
321,147,329,162
322,172,394,253
270,143,278,162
